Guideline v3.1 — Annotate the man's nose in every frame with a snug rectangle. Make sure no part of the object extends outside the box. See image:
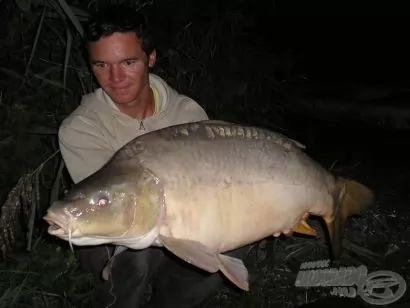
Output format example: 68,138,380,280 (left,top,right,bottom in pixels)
109,65,125,82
